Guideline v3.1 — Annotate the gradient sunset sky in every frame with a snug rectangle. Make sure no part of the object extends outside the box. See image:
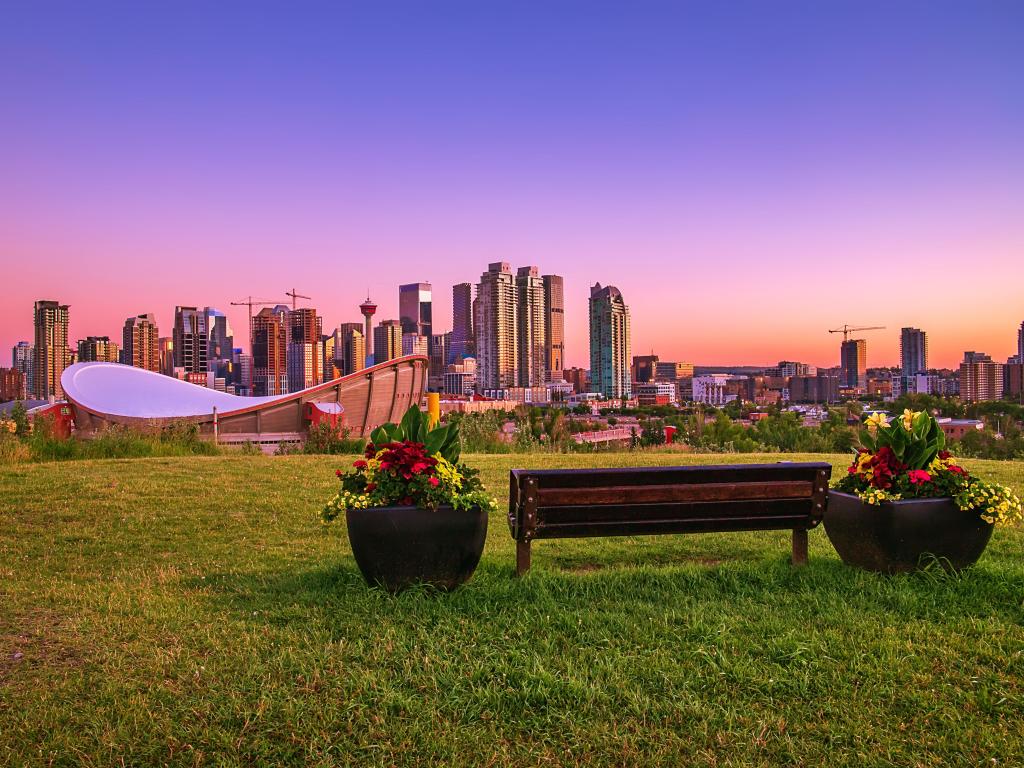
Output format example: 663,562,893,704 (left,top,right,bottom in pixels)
2,1,1022,369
